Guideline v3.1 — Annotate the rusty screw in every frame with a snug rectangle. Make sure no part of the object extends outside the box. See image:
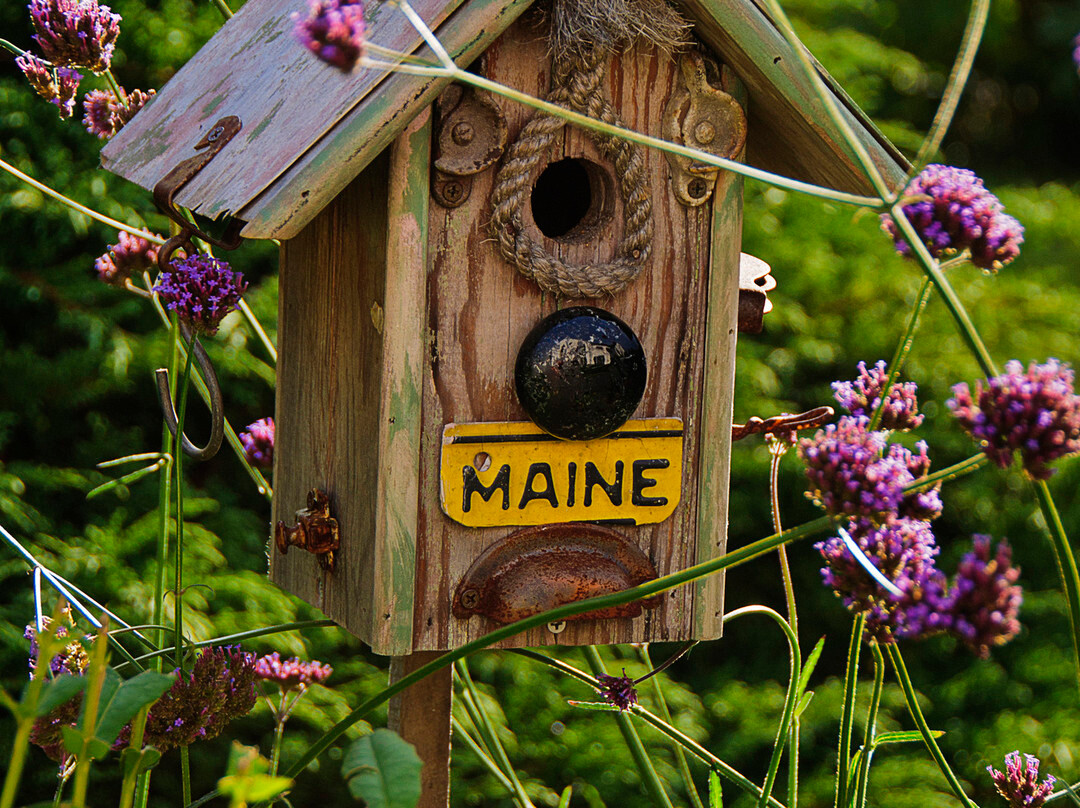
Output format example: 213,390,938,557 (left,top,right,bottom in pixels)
207,125,225,142
451,121,475,146
459,588,480,610
547,620,566,634
442,181,463,204
694,120,716,144
687,178,709,199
